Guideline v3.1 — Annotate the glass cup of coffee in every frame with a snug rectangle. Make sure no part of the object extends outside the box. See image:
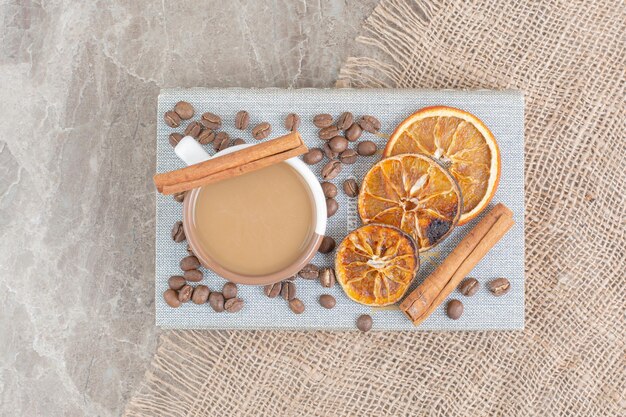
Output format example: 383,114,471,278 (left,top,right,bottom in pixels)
175,136,327,285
